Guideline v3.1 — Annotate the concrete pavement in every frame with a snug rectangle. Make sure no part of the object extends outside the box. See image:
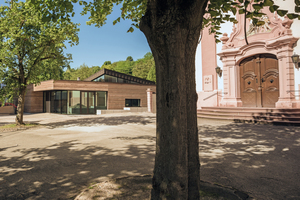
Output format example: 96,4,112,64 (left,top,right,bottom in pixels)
0,113,156,199
0,114,299,199
199,119,300,200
